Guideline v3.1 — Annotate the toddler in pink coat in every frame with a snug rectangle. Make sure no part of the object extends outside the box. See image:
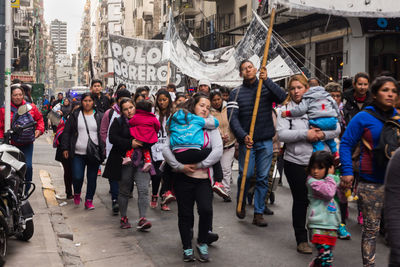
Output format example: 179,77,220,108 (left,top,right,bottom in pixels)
125,100,160,172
